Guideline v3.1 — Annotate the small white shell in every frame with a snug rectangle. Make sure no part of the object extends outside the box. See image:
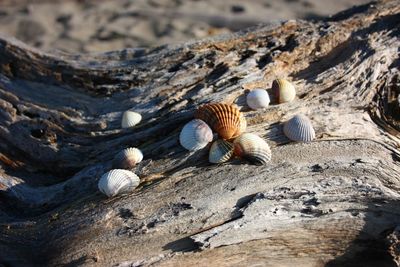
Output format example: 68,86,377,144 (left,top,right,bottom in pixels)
121,110,142,128
233,133,271,165
98,169,140,198
179,119,213,151
113,147,143,169
283,114,315,142
209,139,234,164
246,89,270,110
